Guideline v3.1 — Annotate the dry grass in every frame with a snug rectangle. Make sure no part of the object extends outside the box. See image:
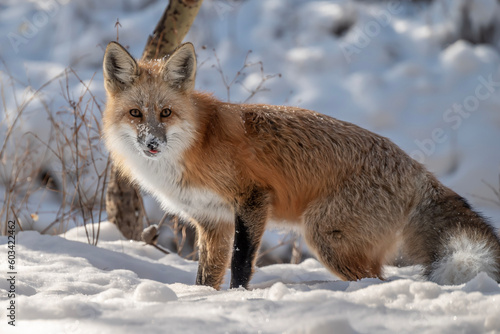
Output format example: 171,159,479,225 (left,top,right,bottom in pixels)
211,48,281,103
472,176,500,209
0,66,109,245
